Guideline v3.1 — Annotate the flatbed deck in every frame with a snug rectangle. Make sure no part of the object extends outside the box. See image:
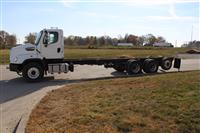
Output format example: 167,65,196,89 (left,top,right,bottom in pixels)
46,56,169,65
